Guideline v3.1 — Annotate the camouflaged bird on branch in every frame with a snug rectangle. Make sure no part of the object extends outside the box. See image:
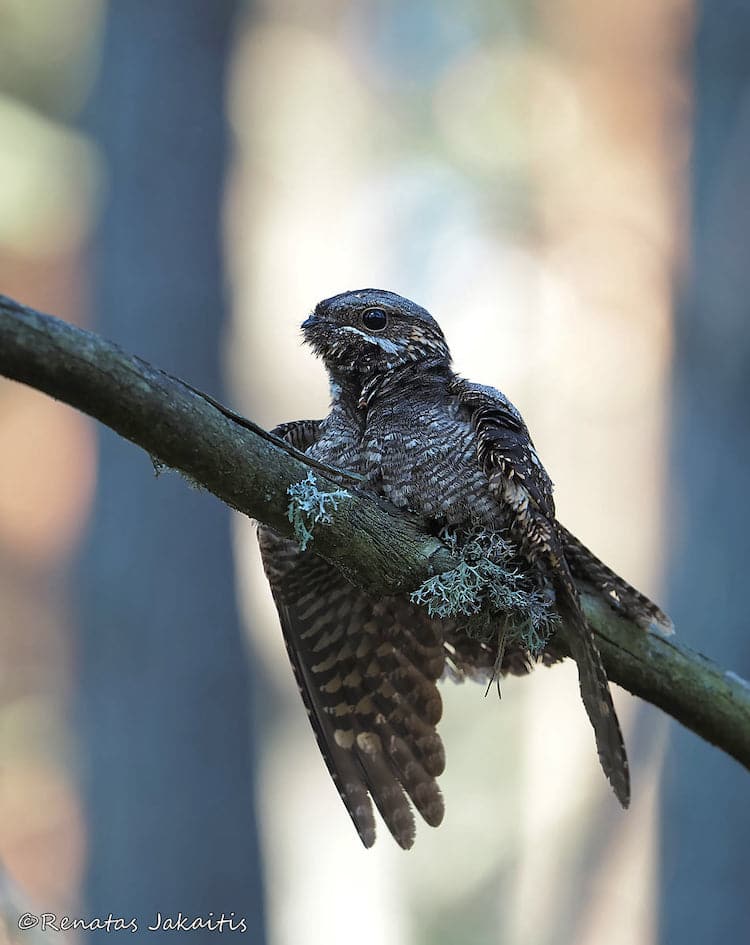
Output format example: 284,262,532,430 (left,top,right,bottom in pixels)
259,289,671,850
